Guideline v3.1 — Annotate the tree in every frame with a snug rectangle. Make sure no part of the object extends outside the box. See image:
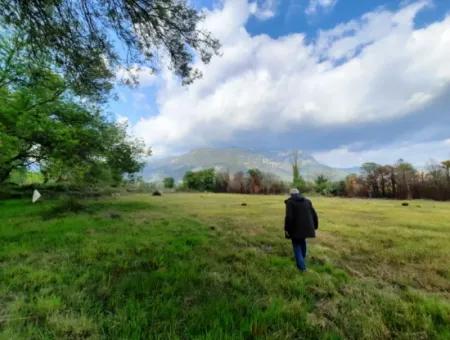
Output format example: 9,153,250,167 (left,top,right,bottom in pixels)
247,168,263,193
427,162,444,186
215,172,230,192
329,180,346,196
229,171,246,194
219,170,286,194
361,162,381,197
291,150,306,191
163,177,175,189
183,168,215,191
314,175,330,195
376,166,389,197
442,160,450,185
0,0,220,100
386,165,397,198
395,159,416,199
337,159,450,201
345,174,368,197
0,40,147,185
